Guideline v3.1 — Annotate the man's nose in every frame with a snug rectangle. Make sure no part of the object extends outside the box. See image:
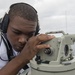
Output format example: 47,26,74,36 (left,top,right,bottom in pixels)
18,36,28,44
